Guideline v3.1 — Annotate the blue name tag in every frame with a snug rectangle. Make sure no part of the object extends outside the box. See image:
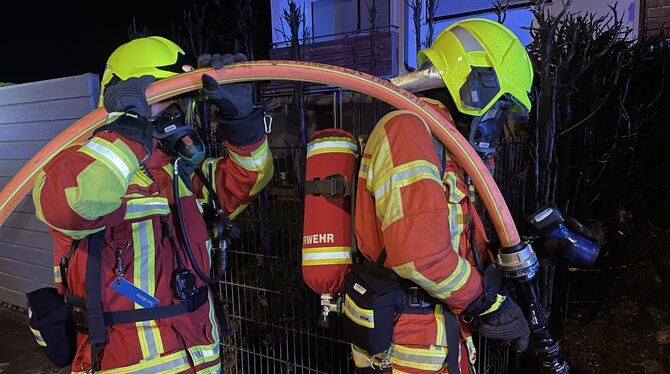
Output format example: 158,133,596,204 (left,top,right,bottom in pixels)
109,277,159,308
